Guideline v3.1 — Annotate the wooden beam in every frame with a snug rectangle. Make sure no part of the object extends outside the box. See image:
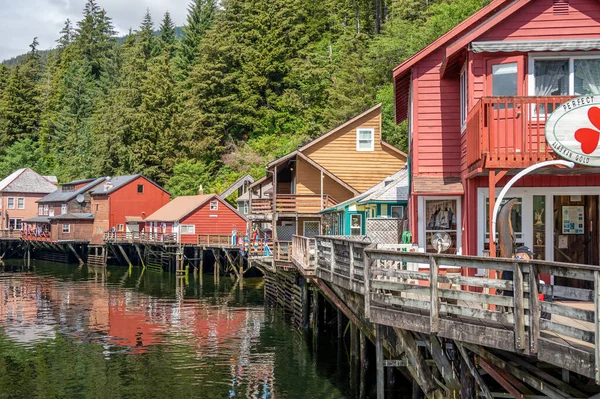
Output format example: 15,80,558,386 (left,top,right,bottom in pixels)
394,327,439,397
463,343,571,399
513,263,525,351
117,245,132,268
67,243,84,266
479,358,525,399
430,256,439,334
134,244,145,268
595,270,600,384
376,324,384,399
425,335,460,392
528,264,540,354
455,342,493,399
